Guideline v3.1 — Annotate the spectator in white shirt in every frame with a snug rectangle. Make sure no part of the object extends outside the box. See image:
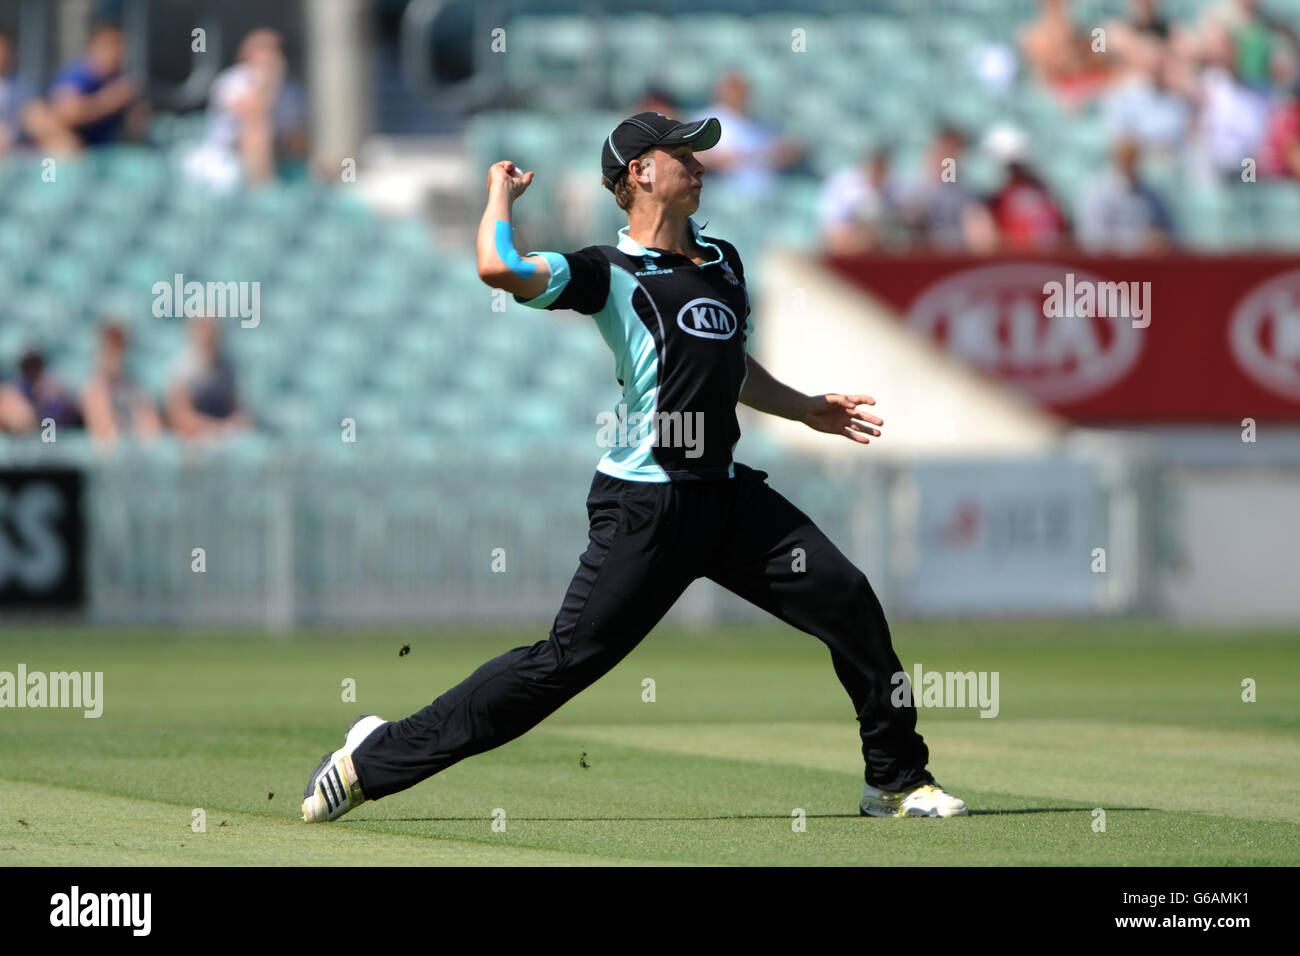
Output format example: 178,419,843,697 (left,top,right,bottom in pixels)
704,70,805,197
1193,20,1271,182
818,148,905,254
1101,40,1195,156
185,29,307,190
